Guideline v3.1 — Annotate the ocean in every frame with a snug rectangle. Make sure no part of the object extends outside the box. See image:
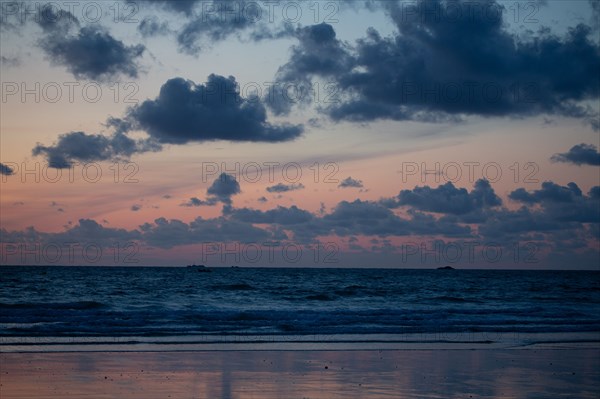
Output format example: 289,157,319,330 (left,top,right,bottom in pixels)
1,266,599,349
